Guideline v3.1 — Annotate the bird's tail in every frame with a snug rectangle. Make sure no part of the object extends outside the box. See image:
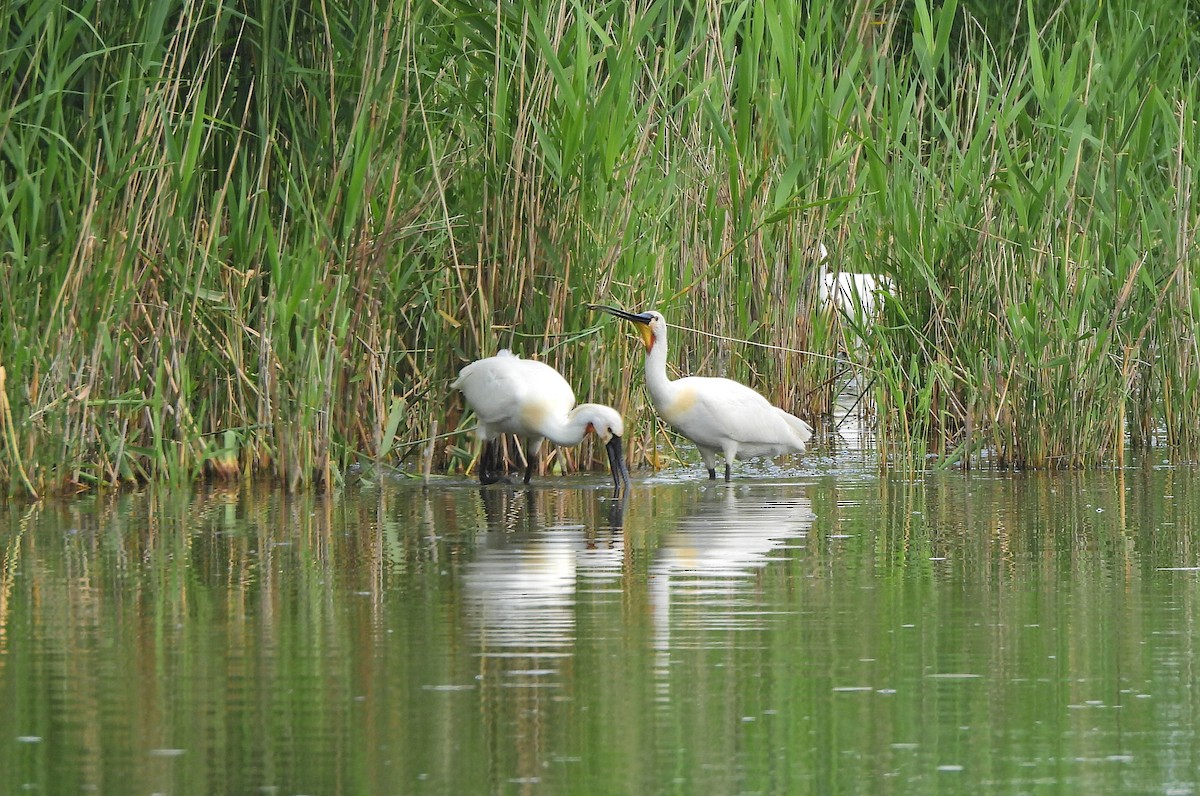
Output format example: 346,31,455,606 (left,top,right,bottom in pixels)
778,409,814,447
452,349,518,390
